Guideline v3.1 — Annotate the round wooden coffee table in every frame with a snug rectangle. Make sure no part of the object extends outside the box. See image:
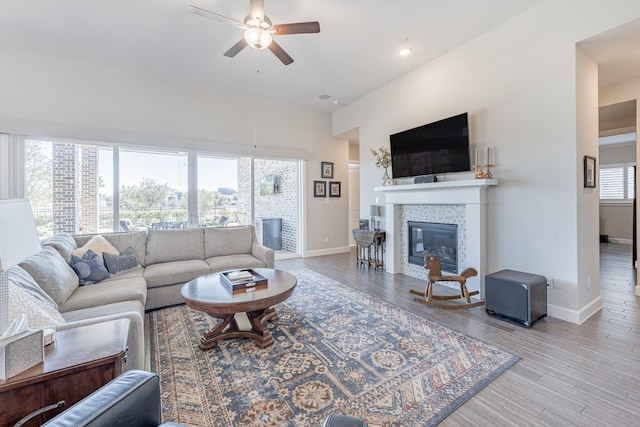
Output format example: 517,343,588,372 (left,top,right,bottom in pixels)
181,268,297,350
